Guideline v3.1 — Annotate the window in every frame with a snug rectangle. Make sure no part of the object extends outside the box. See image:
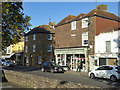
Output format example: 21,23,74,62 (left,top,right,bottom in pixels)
106,41,111,52
38,56,42,64
47,44,52,52
26,36,28,42
48,34,52,40
82,32,88,46
26,56,29,64
71,21,76,30
25,46,28,52
33,44,35,52
33,34,35,40
82,18,88,28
